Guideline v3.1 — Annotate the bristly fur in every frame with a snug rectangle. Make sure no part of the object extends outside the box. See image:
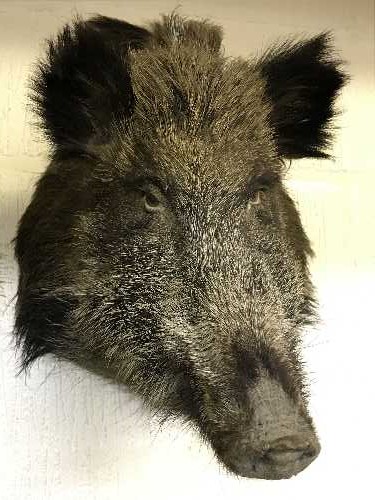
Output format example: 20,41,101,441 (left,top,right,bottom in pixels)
257,33,347,158
30,14,346,160
16,12,346,479
149,12,223,52
30,16,151,154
